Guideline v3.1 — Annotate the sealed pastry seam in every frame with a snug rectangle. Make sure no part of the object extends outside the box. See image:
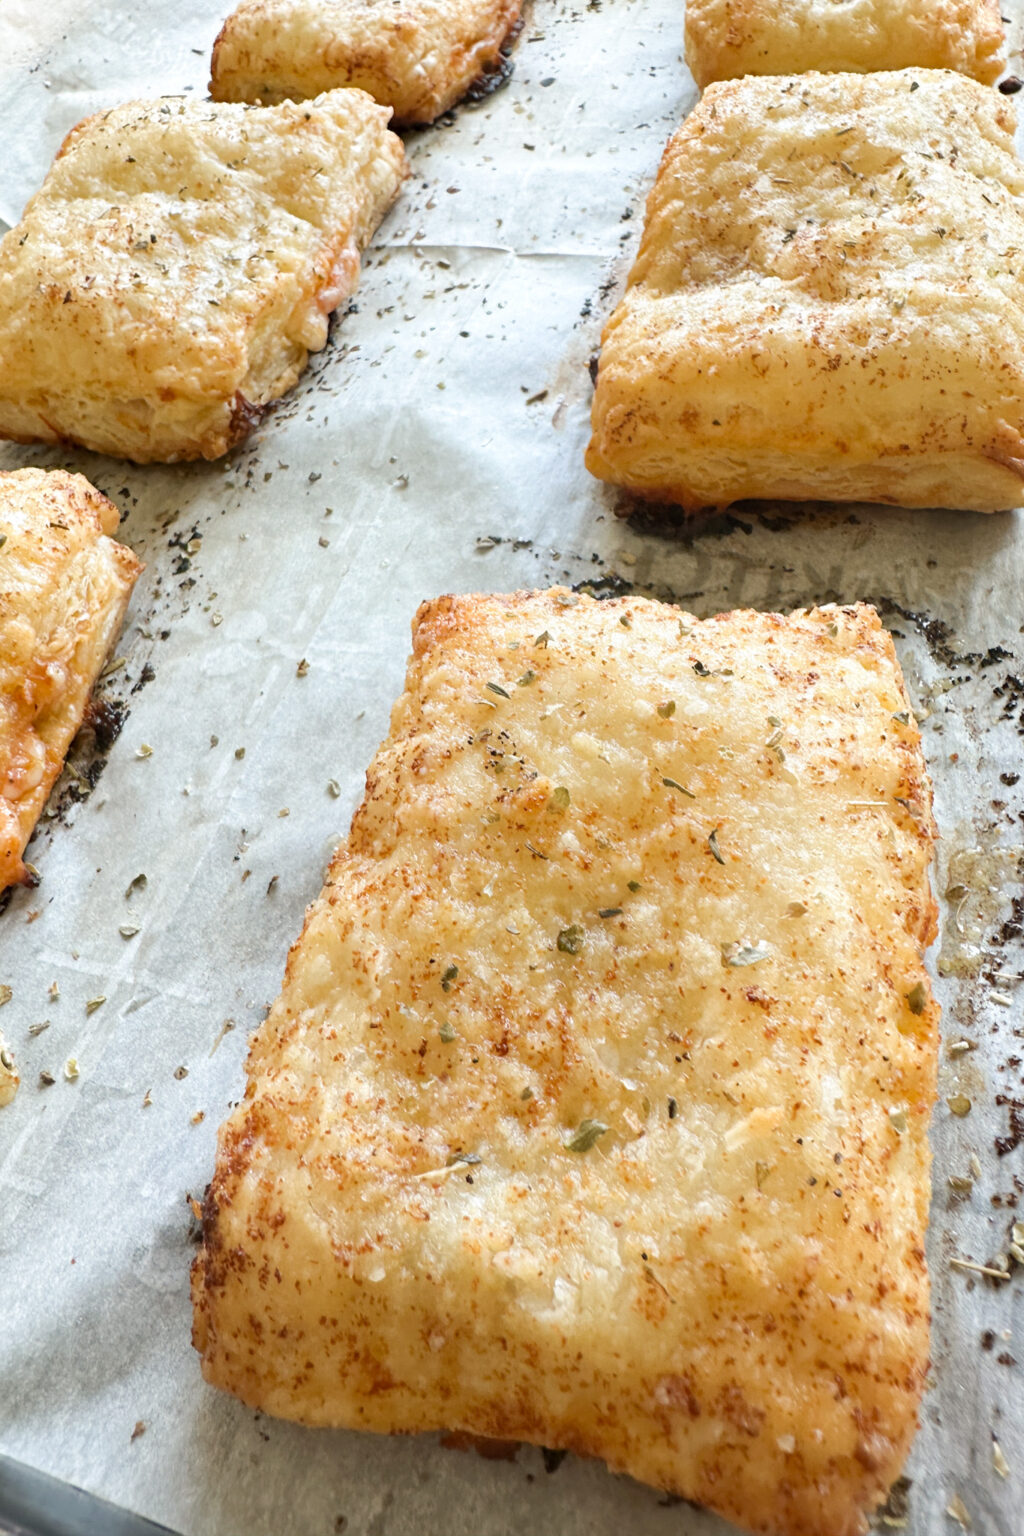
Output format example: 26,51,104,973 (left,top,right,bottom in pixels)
586,69,1024,513
0,467,142,895
193,589,938,1536
210,0,523,123
0,92,407,462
